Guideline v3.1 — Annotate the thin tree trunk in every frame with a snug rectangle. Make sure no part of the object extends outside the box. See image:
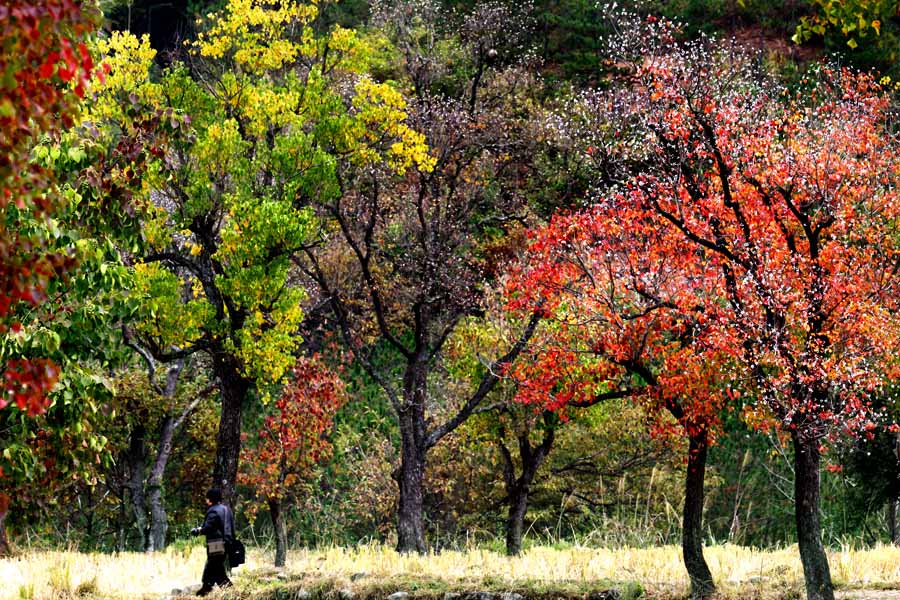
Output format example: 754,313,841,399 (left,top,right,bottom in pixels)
889,499,897,545
792,432,834,600
146,416,173,553
116,486,128,552
501,412,556,556
147,359,190,552
127,424,148,551
268,497,287,567
212,357,250,506
683,428,715,599
0,496,10,556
